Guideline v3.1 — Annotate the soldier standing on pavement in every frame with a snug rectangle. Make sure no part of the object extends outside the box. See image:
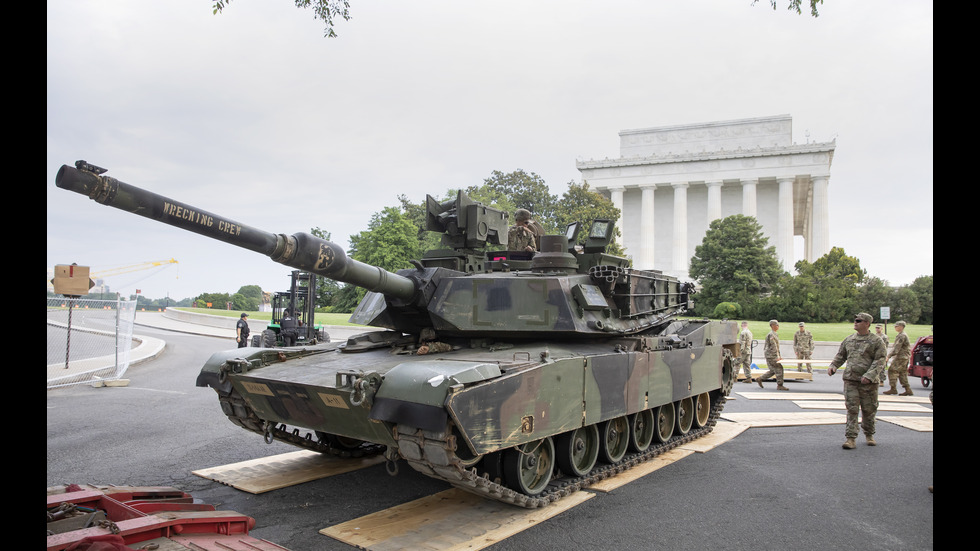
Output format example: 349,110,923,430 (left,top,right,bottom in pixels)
738,321,754,382
884,320,913,396
828,312,888,449
236,312,250,348
793,322,814,373
756,320,788,390
875,324,889,387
